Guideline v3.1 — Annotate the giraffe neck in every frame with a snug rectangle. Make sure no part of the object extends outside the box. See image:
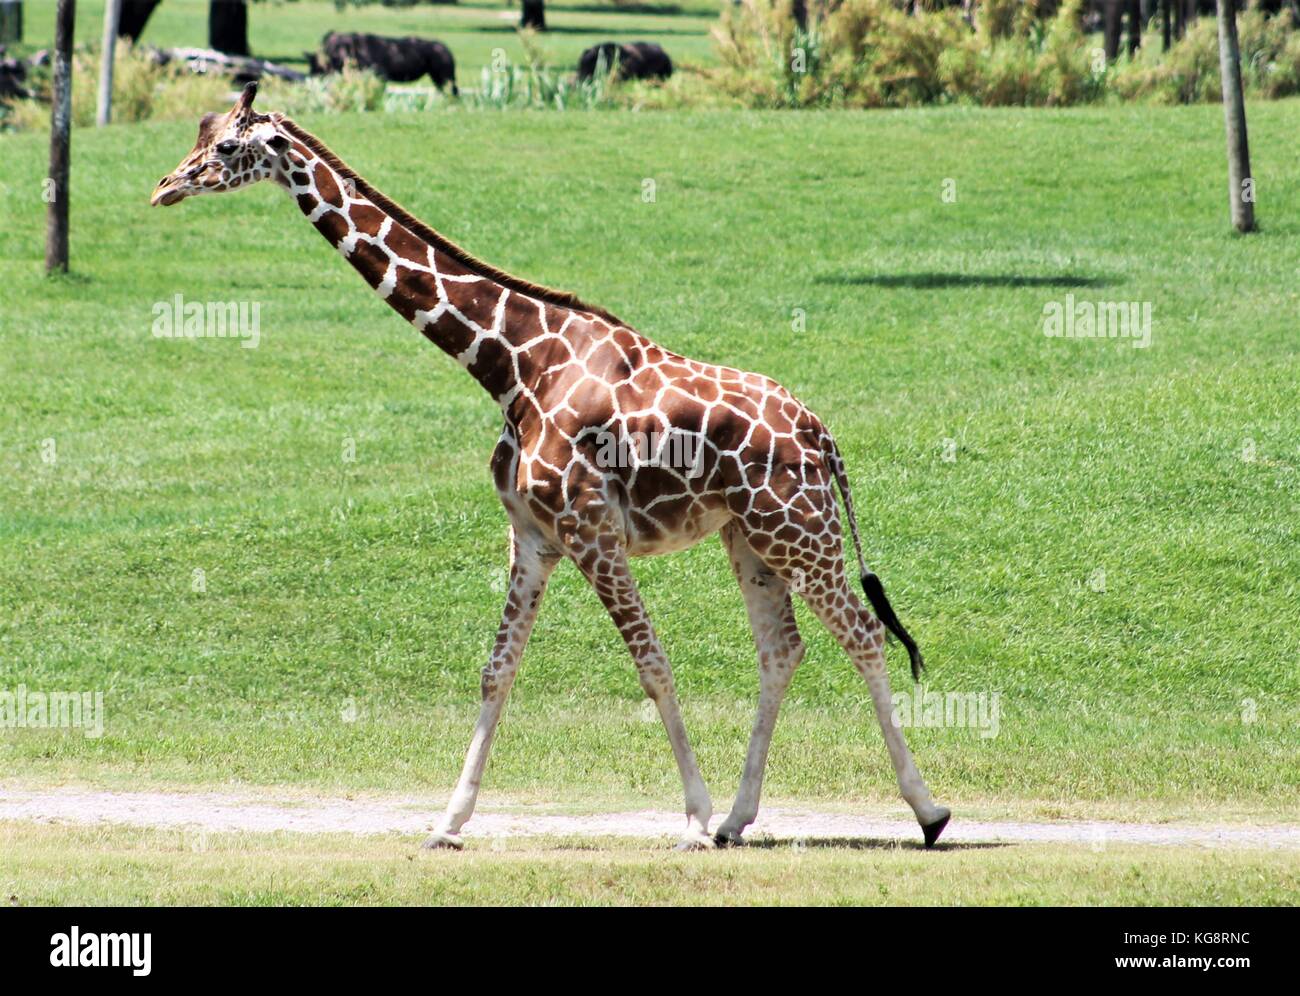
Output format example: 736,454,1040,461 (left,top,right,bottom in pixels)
273,130,572,404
